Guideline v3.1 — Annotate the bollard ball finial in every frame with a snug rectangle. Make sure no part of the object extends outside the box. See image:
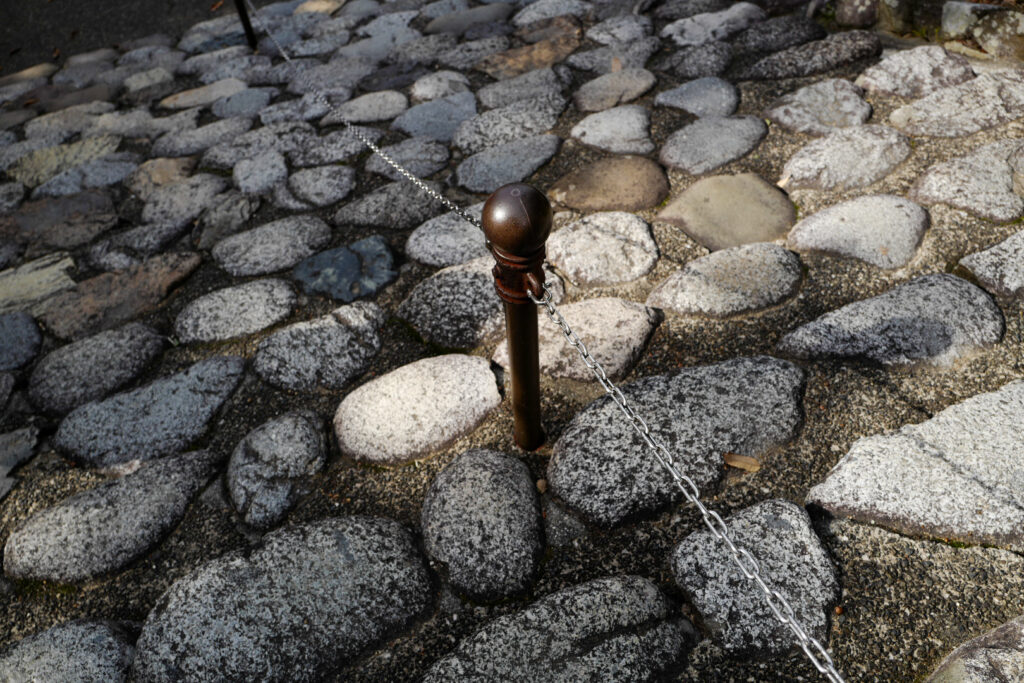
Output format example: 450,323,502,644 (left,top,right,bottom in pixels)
482,183,552,257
